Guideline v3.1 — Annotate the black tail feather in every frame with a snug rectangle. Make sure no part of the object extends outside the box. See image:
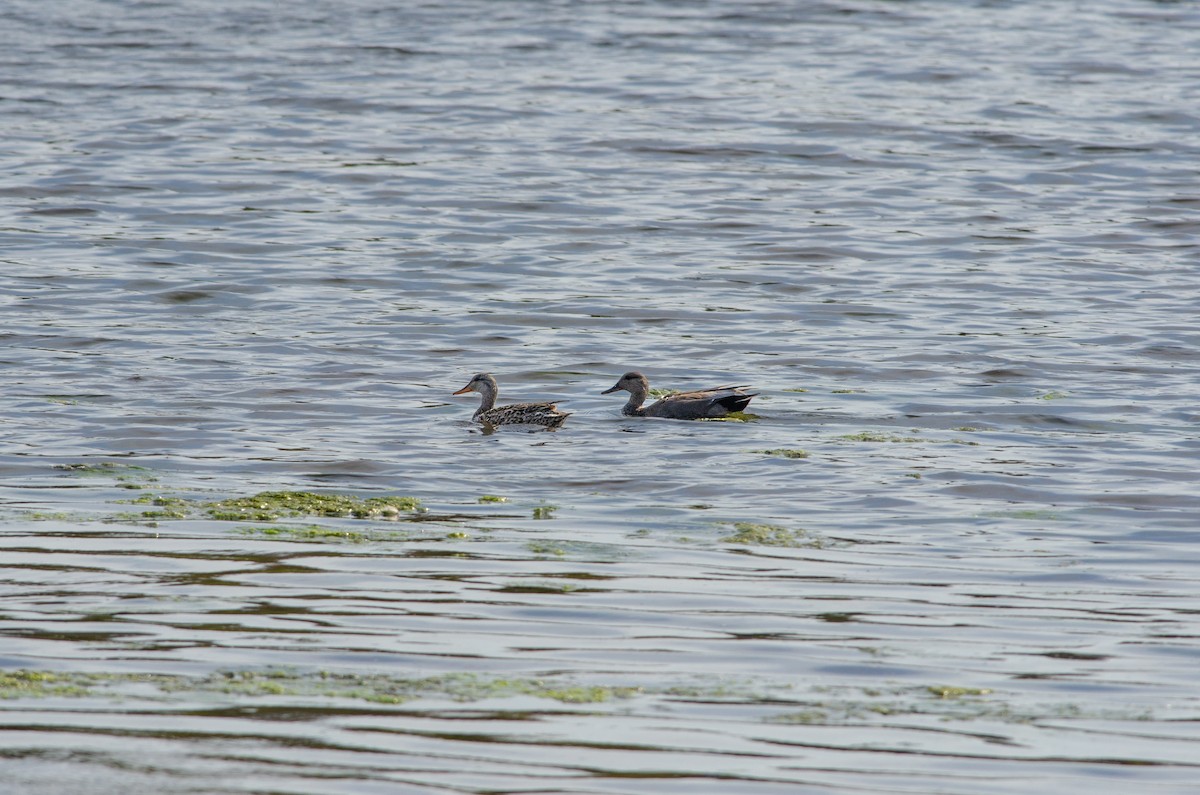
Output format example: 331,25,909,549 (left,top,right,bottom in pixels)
716,393,756,413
